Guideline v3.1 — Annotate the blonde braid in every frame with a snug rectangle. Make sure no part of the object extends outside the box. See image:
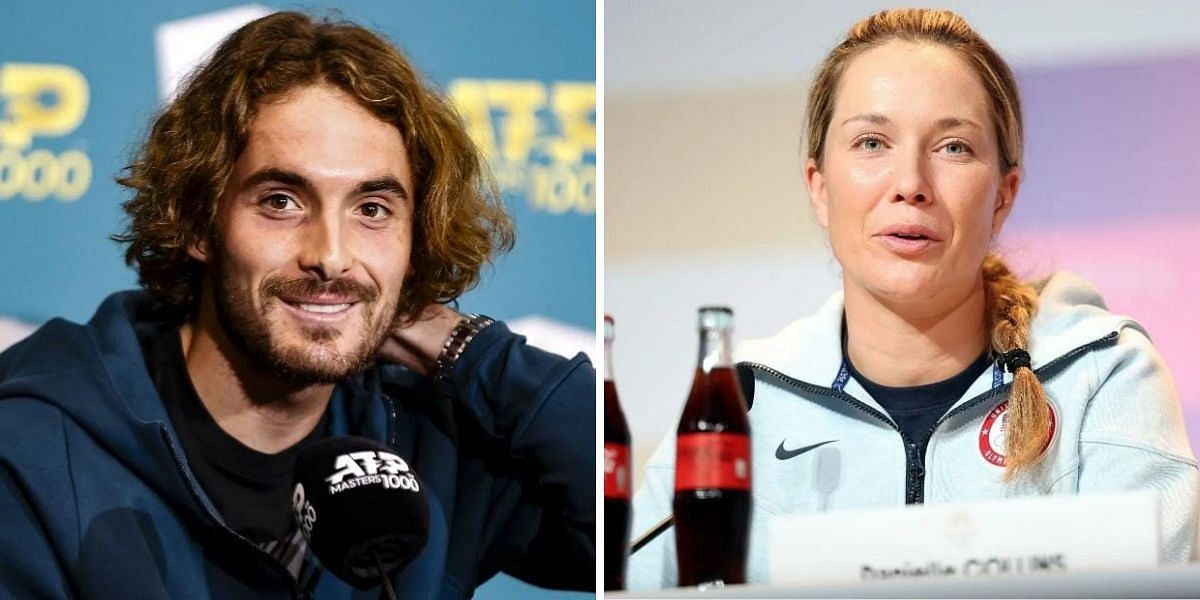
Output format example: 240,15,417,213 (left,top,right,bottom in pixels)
982,254,1049,480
